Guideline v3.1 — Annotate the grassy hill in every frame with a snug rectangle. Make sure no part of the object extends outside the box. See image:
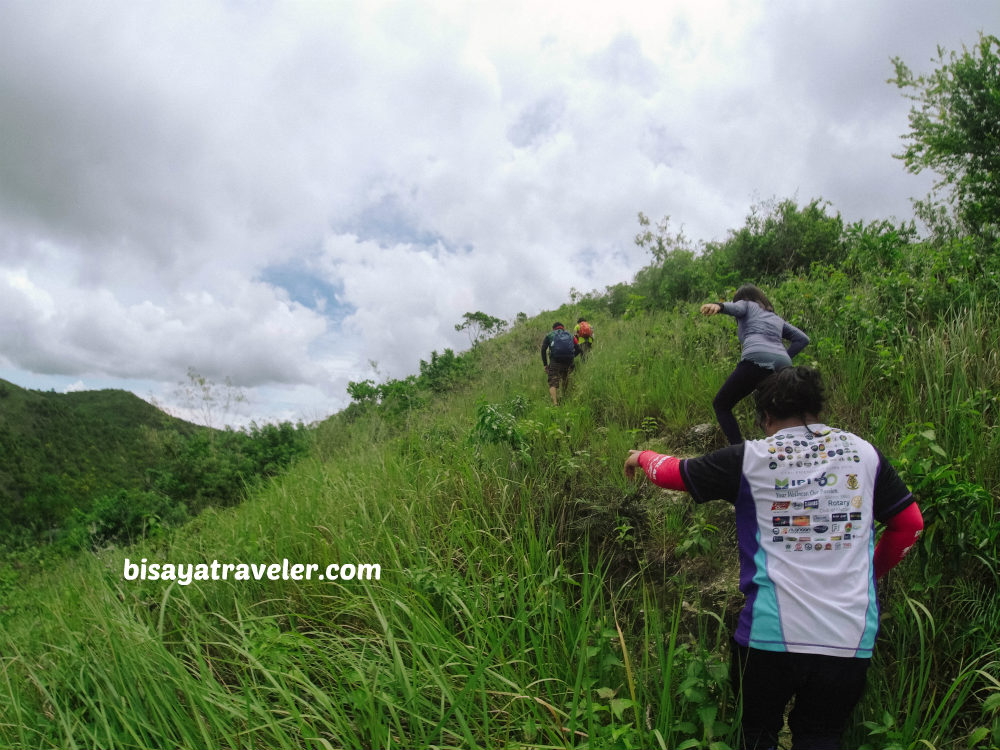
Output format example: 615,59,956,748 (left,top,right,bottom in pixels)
0,380,201,535
0,377,311,561
0,197,997,749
